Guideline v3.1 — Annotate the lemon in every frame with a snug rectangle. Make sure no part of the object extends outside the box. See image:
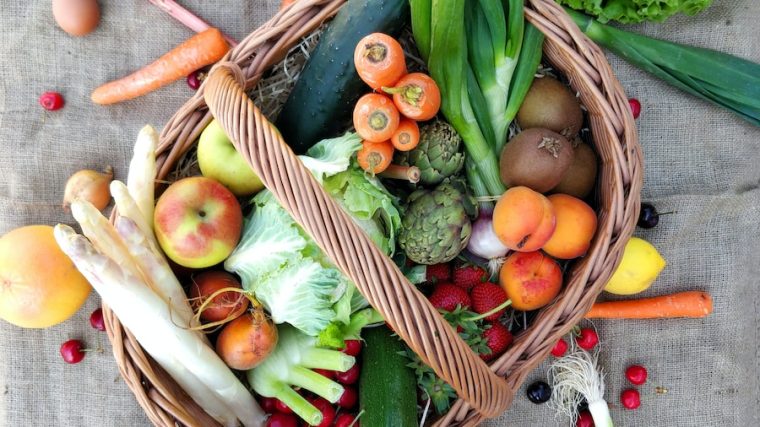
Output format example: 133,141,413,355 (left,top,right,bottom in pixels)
604,237,666,295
